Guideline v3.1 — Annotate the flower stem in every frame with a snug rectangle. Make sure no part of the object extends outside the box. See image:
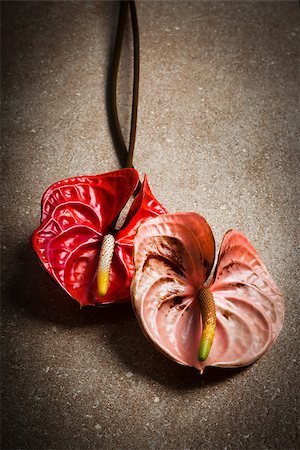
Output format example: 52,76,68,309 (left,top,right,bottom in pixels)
126,1,140,169
108,1,140,170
